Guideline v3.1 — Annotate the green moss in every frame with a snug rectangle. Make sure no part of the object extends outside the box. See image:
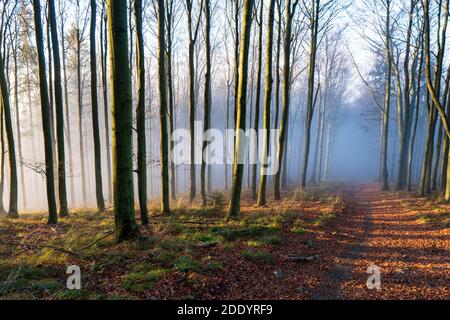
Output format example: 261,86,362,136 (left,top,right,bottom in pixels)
121,269,167,292
261,236,283,246
202,256,222,272
210,225,280,240
174,256,200,273
54,289,91,300
153,250,177,267
242,250,275,264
